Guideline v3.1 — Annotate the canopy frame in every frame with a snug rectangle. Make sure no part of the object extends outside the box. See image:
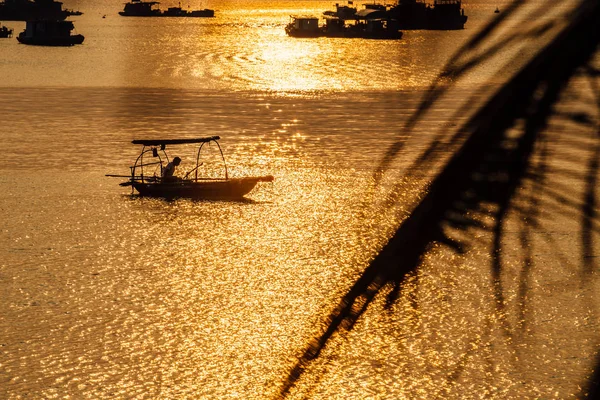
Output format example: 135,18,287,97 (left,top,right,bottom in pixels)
130,136,228,186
